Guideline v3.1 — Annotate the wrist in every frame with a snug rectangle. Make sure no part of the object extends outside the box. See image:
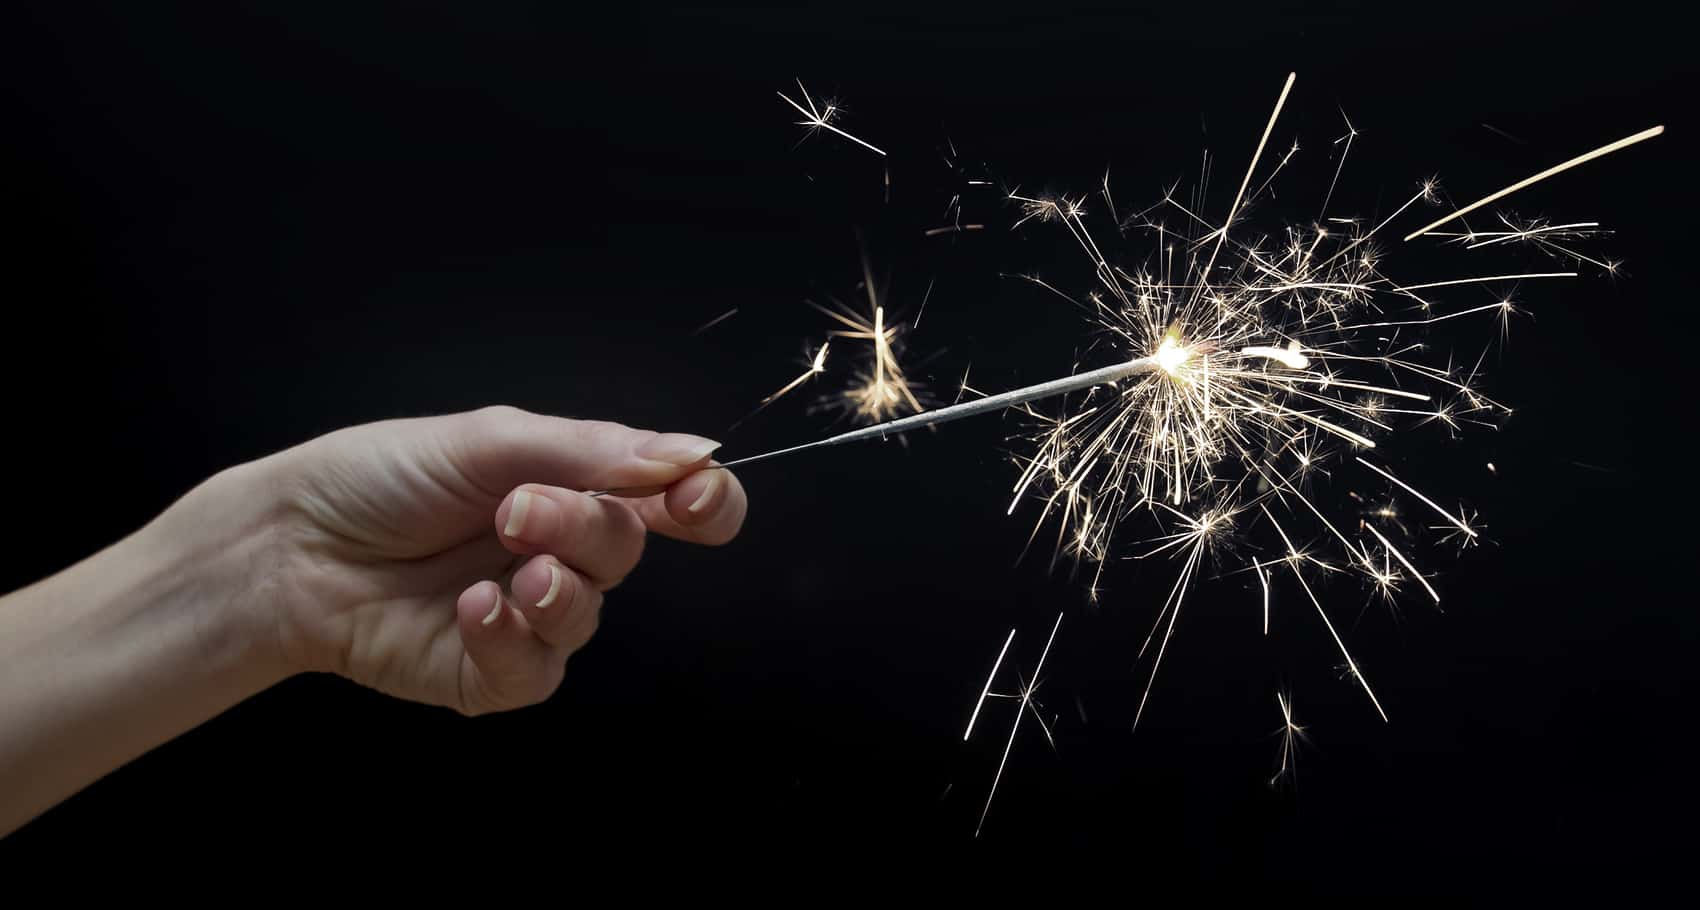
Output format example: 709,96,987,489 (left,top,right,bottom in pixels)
0,458,294,835
127,457,300,691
